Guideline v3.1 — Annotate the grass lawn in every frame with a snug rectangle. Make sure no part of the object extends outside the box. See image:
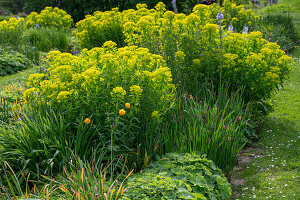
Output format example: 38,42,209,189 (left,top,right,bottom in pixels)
0,66,39,87
231,0,300,199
